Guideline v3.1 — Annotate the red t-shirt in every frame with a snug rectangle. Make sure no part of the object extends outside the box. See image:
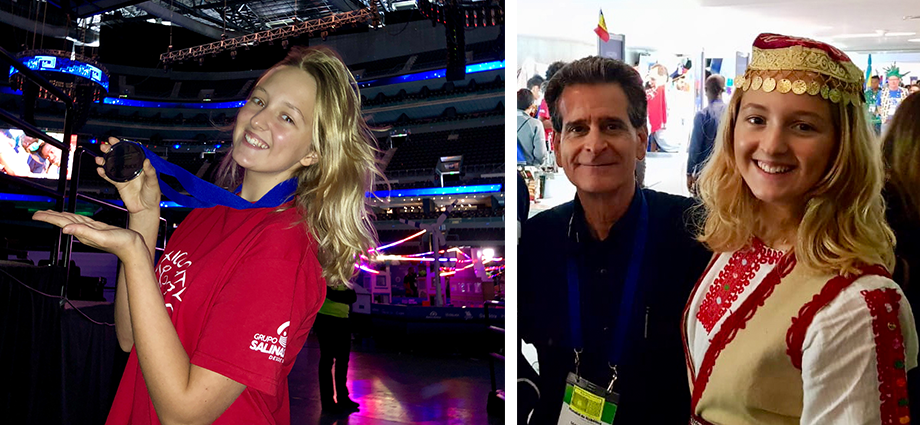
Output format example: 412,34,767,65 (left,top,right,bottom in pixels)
537,98,554,146
105,203,325,425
